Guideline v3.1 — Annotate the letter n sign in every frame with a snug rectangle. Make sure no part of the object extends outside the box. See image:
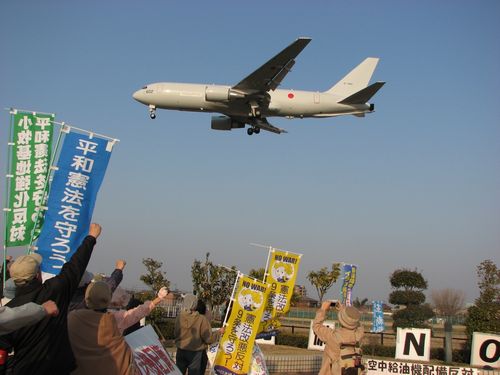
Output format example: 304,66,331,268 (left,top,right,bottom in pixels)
471,332,500,369
395,328,431,361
